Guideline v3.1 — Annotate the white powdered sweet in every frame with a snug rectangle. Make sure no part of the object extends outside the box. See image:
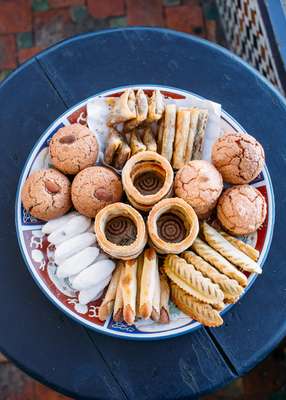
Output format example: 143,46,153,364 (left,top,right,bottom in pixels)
56,246,99,279
54,232,96,265
48,215,91,245
42,212,79,234
72,259,115,291
79,277,111,305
